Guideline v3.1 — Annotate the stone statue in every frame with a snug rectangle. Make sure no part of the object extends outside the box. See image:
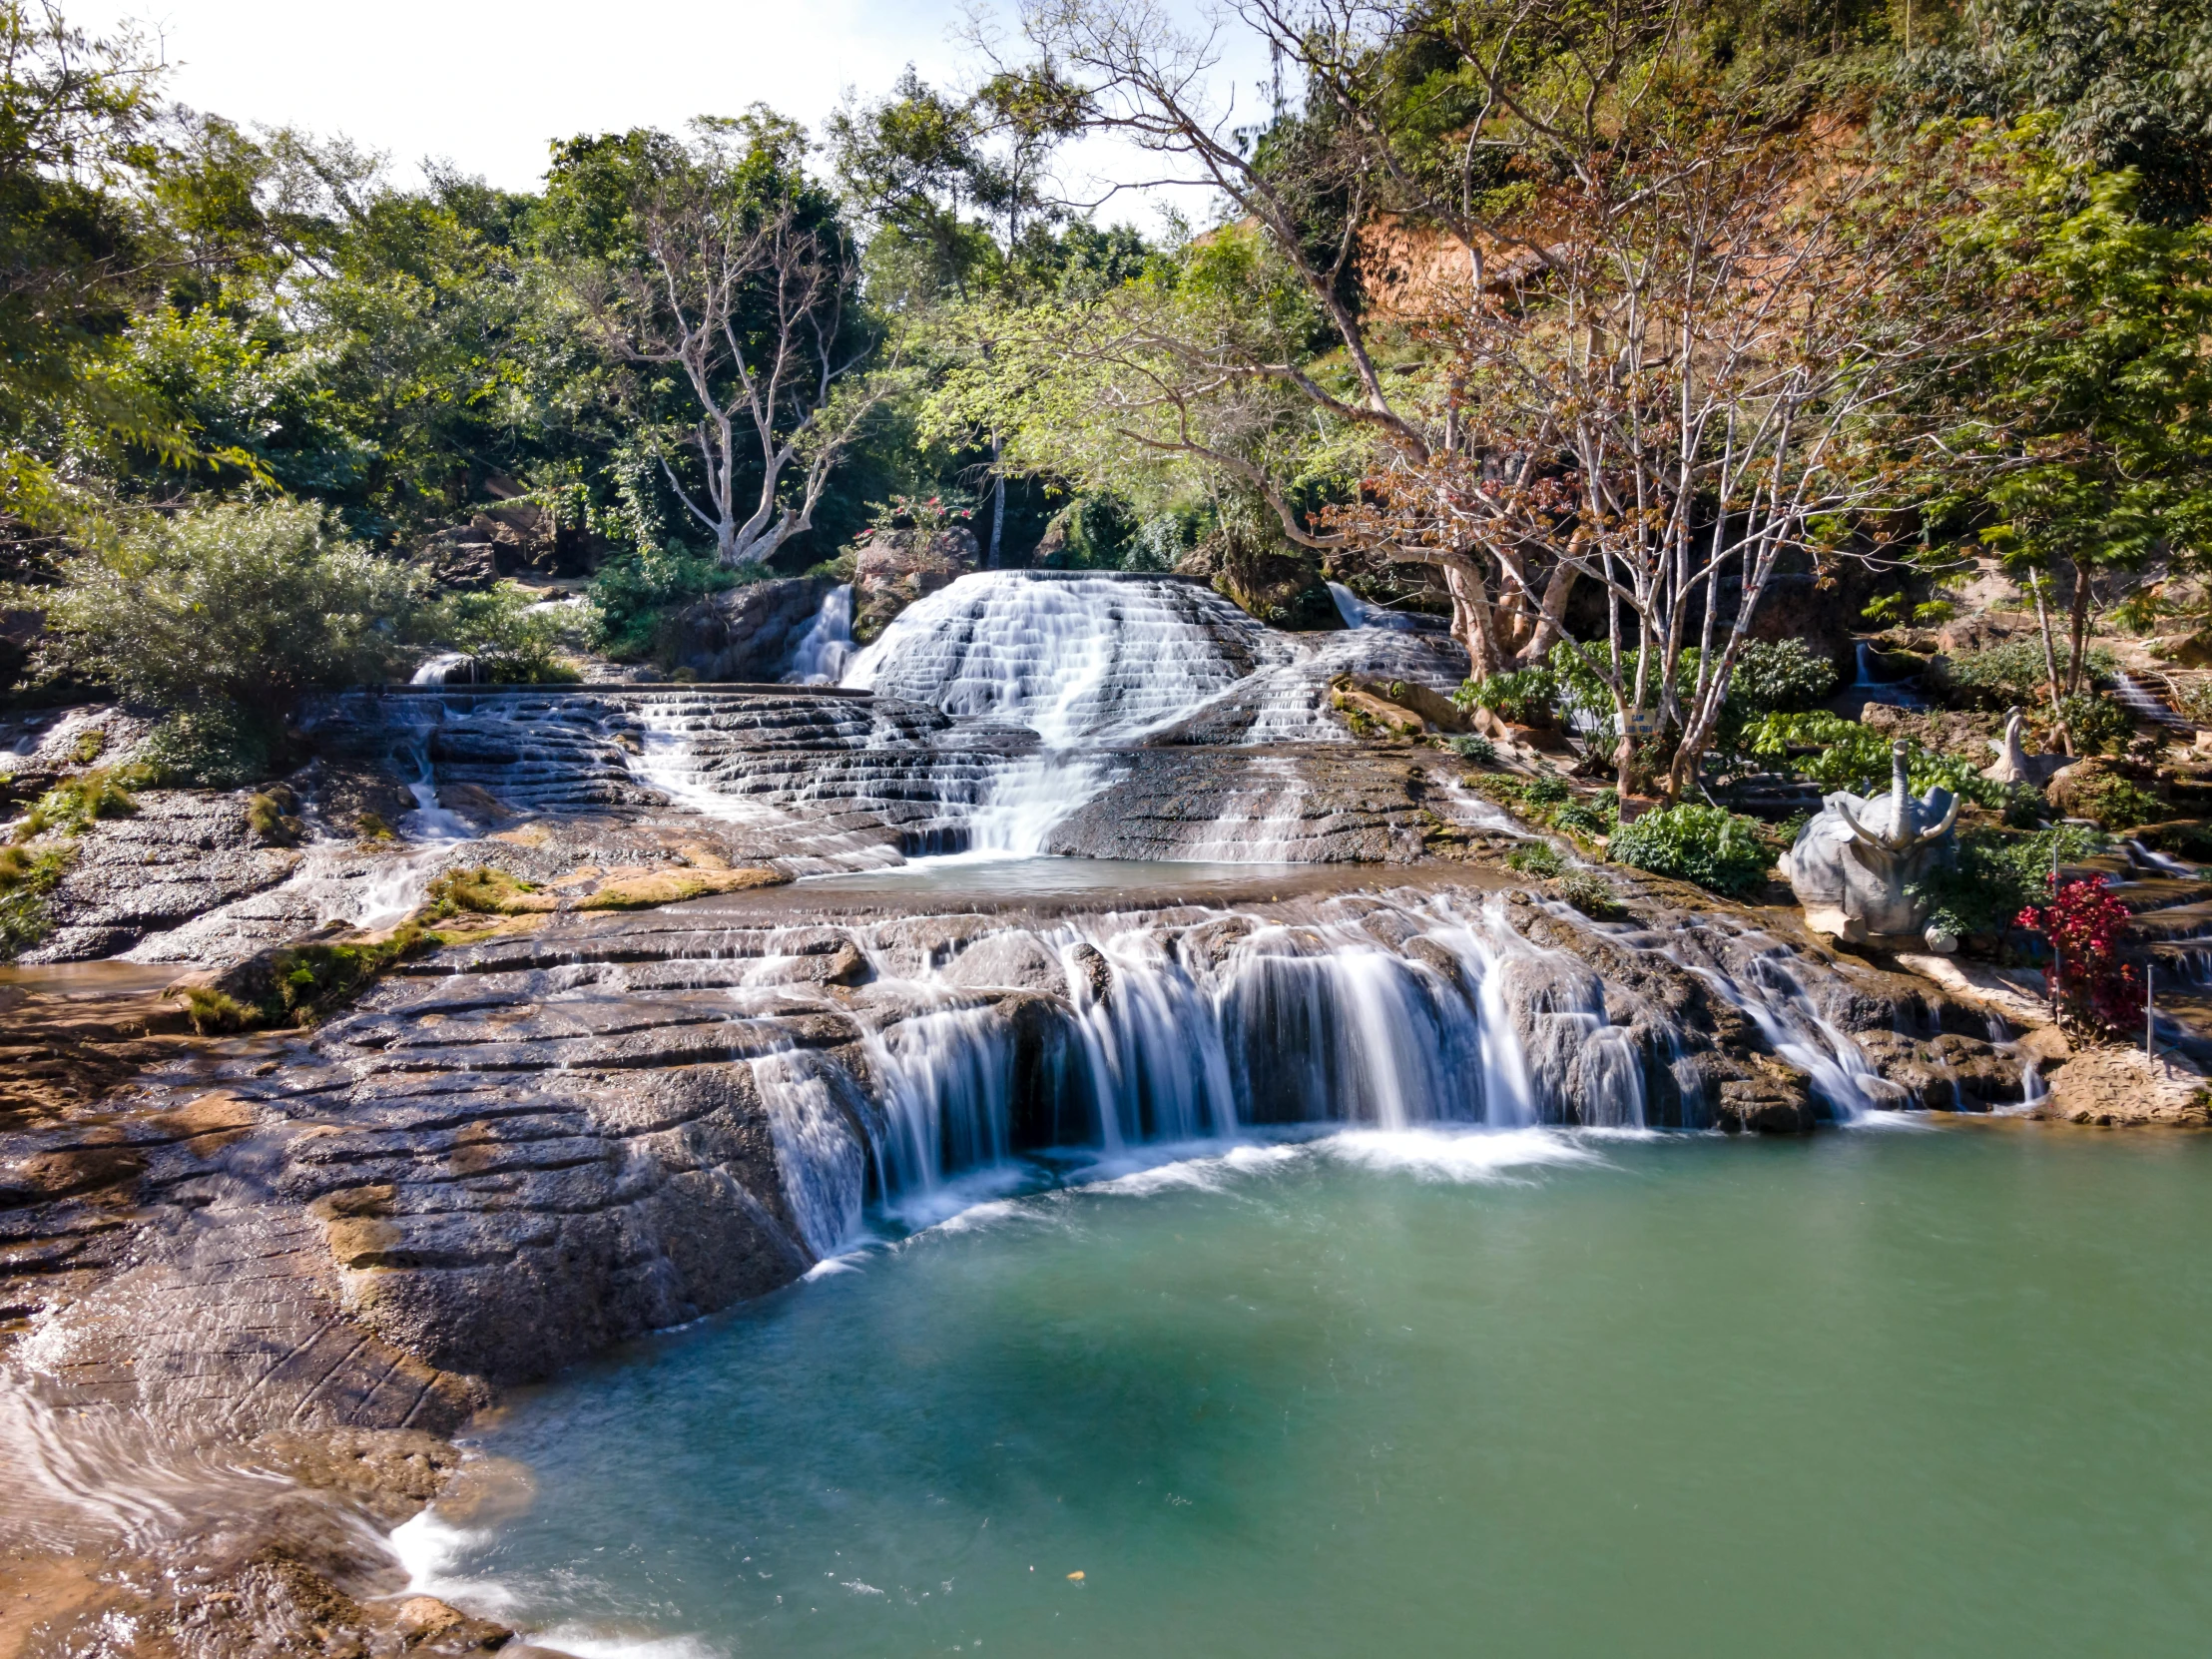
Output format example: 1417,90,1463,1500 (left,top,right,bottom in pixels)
1981,706,2066,786
1781,741,1961,952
